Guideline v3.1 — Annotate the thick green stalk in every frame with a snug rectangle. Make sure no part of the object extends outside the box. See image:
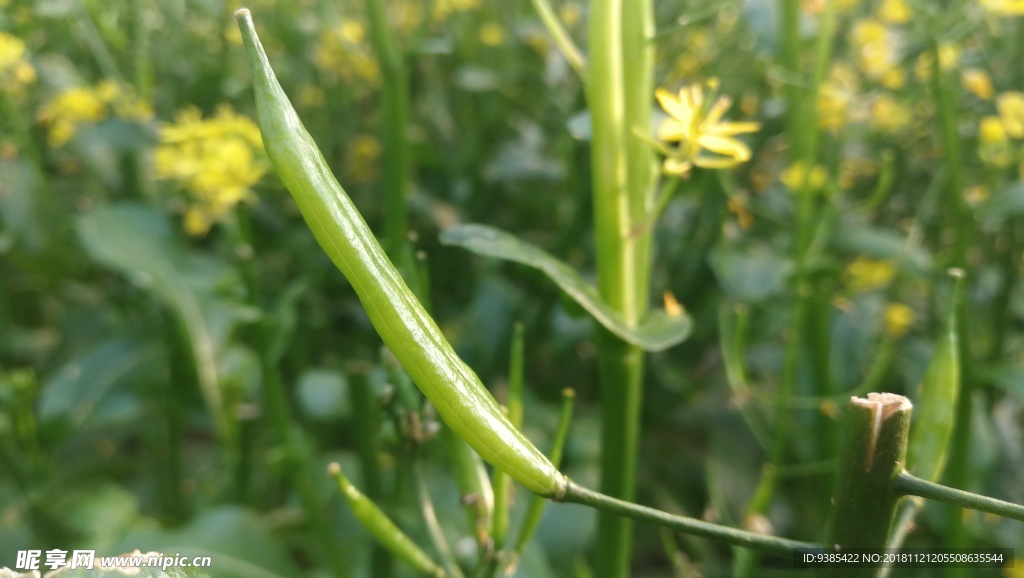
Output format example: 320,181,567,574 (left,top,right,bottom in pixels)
364,0,411,256
587,0,653,575
823,394,913,578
